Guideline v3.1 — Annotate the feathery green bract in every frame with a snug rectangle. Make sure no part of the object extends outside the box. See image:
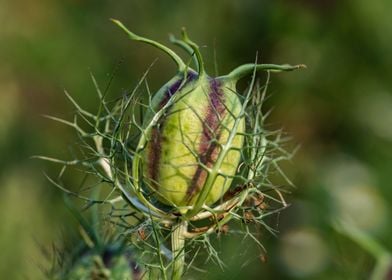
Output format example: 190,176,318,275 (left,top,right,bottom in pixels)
46,203,143,280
